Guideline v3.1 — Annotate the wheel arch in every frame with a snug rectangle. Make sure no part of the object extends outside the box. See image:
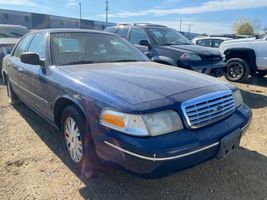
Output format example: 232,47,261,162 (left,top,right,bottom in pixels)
53,95,87,129
224,48,257,75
